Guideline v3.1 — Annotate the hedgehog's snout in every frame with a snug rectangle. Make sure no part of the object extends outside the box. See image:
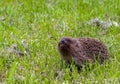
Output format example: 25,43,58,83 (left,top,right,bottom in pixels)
58,38,65,47
58,38,68,48
60,38,66,44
